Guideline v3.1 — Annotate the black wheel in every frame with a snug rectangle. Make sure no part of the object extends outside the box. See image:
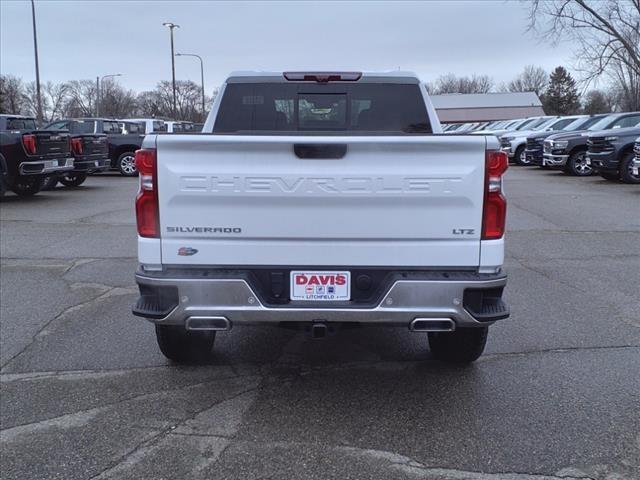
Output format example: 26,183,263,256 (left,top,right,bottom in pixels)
11,177,45,196
117,152,137,176
155,325,216,363
619,152,640,184
513,146,528,166
59,172,88,187
41,176,59,190
600,172,620,182
564,150,593,176
428,327,488,363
